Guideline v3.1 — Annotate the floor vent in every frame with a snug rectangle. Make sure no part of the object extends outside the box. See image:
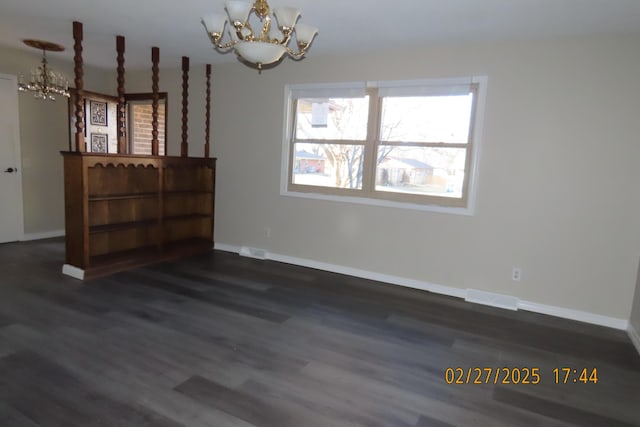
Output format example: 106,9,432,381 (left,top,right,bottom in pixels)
465,289,519,311
239,246,269,260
